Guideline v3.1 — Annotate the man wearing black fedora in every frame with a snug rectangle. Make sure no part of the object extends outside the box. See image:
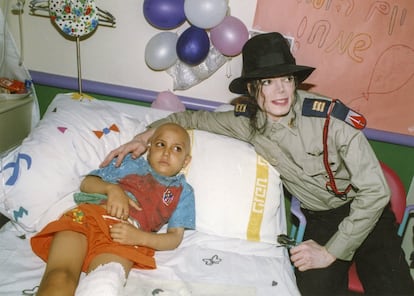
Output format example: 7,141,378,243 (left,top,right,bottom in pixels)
102,32,414,295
